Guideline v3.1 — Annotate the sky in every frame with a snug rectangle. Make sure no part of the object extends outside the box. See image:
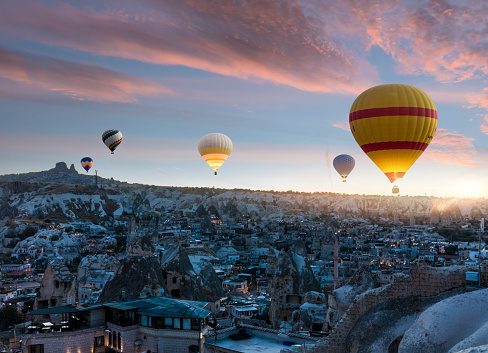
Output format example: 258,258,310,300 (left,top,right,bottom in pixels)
1,0,488,198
